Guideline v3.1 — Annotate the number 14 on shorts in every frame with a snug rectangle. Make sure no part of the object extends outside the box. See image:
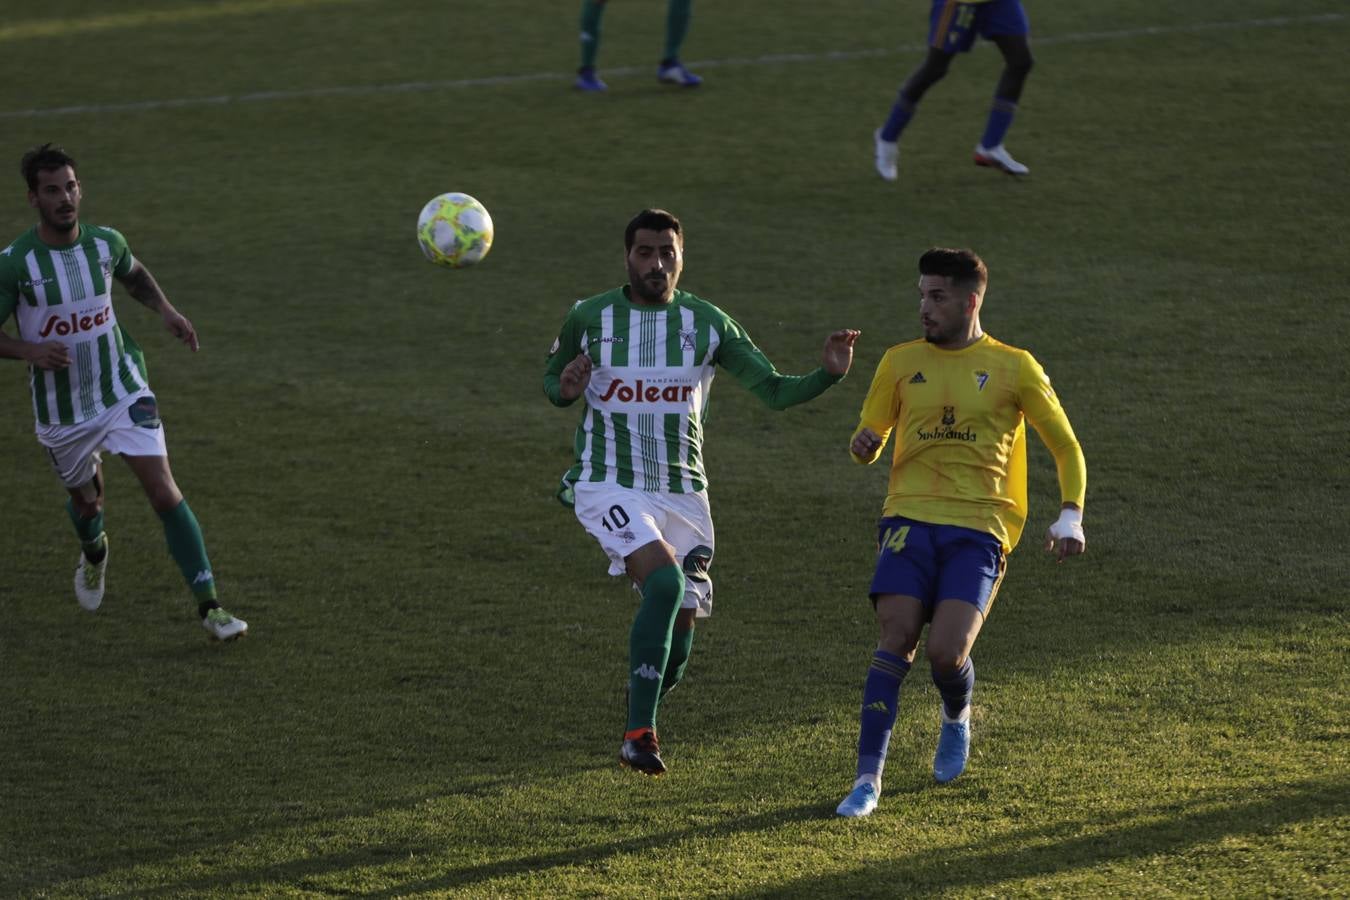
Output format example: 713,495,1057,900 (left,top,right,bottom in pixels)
880,524,910,554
